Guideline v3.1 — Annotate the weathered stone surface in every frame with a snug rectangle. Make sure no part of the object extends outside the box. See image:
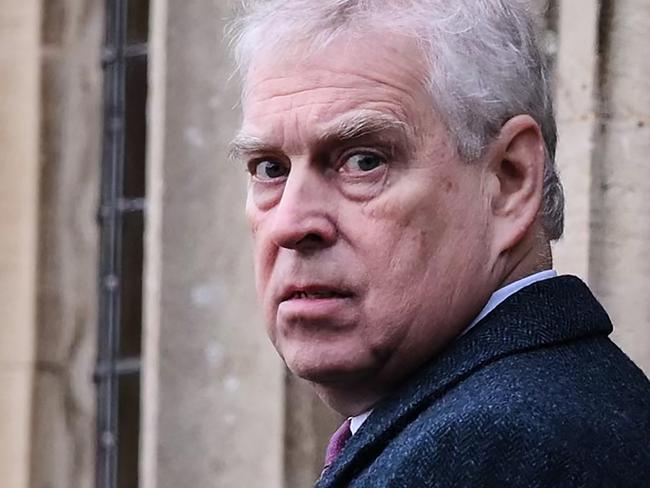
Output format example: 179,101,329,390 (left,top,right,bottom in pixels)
552,0,650,374
0,1,41,487
28,1,103,487
590,0,650,374
284,375,342,488
0,369,34,488
552,0,600,279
